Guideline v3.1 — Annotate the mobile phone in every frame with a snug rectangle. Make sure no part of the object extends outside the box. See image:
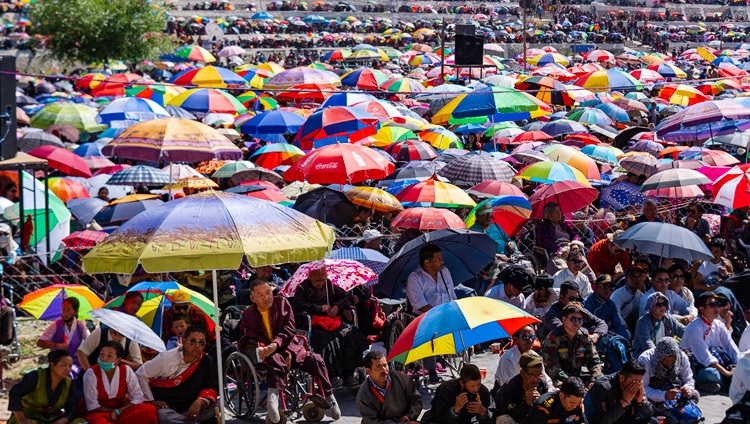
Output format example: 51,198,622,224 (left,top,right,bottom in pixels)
466,392,477,402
